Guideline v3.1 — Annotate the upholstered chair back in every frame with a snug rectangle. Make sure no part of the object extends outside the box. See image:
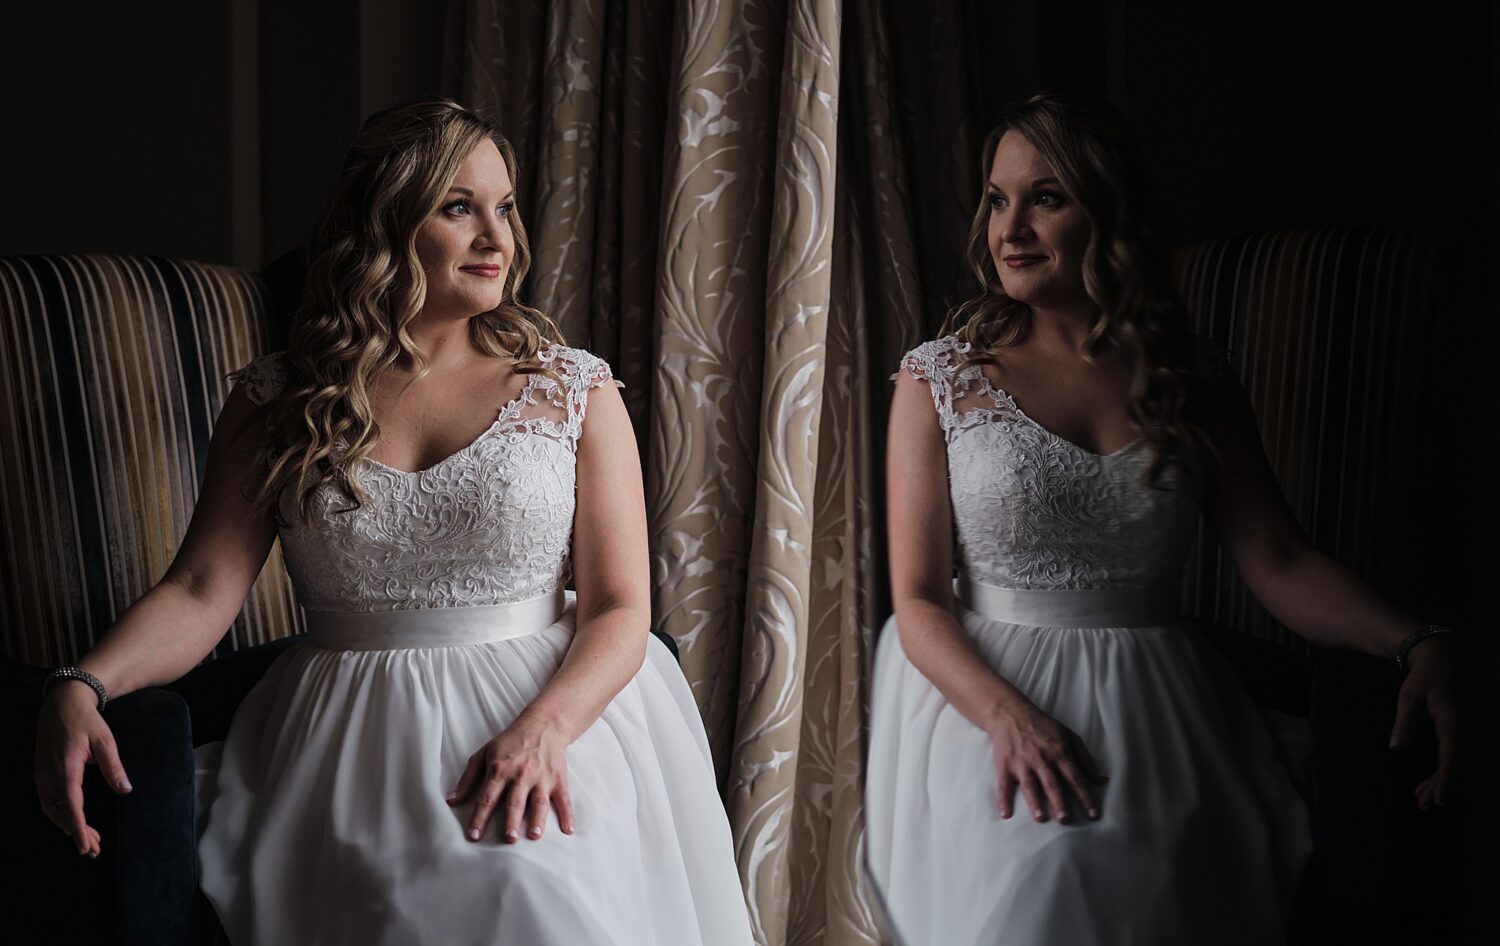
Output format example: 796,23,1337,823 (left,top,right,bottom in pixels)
1174,230,1439,650
0,255,303,666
